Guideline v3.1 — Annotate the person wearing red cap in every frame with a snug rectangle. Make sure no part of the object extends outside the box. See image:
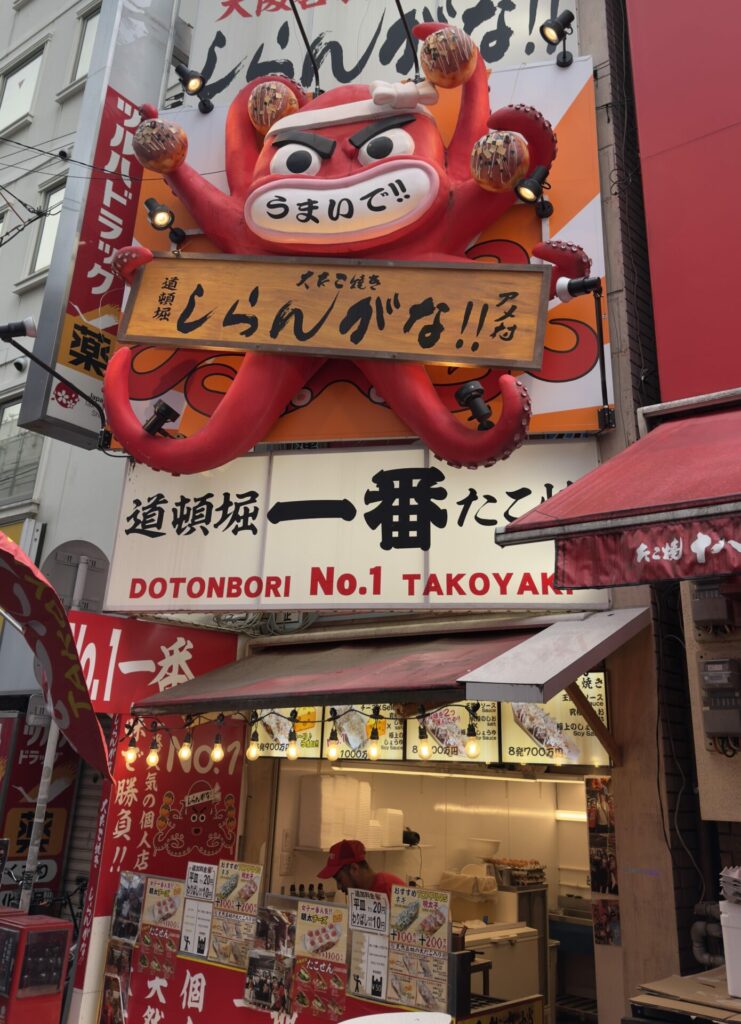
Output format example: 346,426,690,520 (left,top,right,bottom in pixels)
317,839,405,899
